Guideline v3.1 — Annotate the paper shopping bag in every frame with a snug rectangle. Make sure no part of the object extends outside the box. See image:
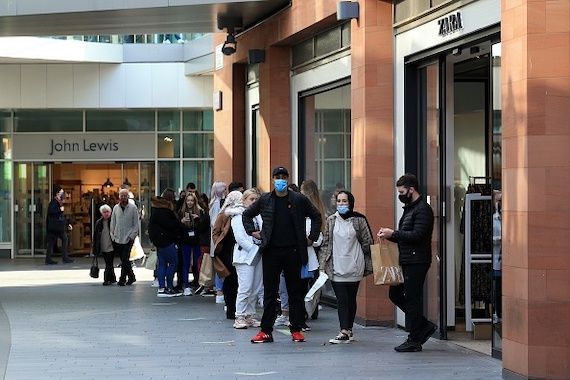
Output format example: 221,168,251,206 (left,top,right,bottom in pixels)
371,240,404,285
